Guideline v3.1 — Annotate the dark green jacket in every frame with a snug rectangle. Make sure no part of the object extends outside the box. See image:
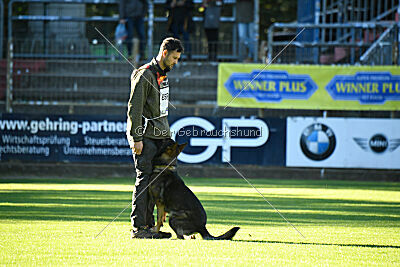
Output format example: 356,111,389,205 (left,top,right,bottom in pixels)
126,58,171,146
